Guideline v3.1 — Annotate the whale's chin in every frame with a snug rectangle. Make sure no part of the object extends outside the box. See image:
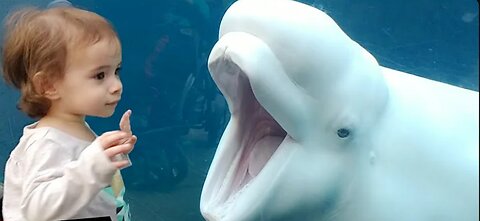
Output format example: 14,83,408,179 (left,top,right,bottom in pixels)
202,69,288,218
